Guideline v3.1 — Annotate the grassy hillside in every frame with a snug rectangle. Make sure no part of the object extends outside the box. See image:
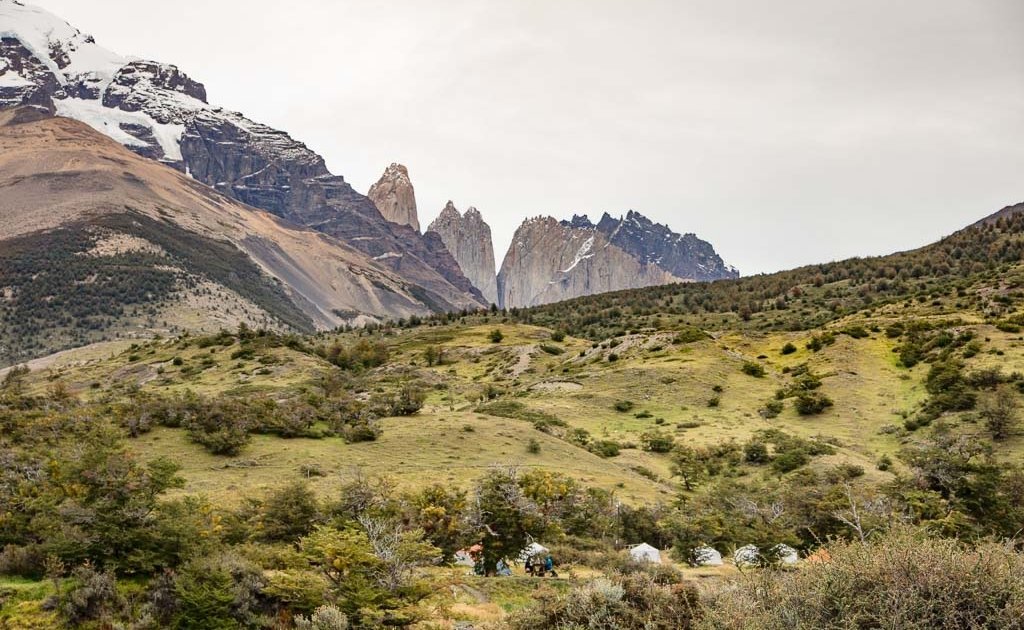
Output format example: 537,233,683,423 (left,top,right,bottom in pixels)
3,203,1024,628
